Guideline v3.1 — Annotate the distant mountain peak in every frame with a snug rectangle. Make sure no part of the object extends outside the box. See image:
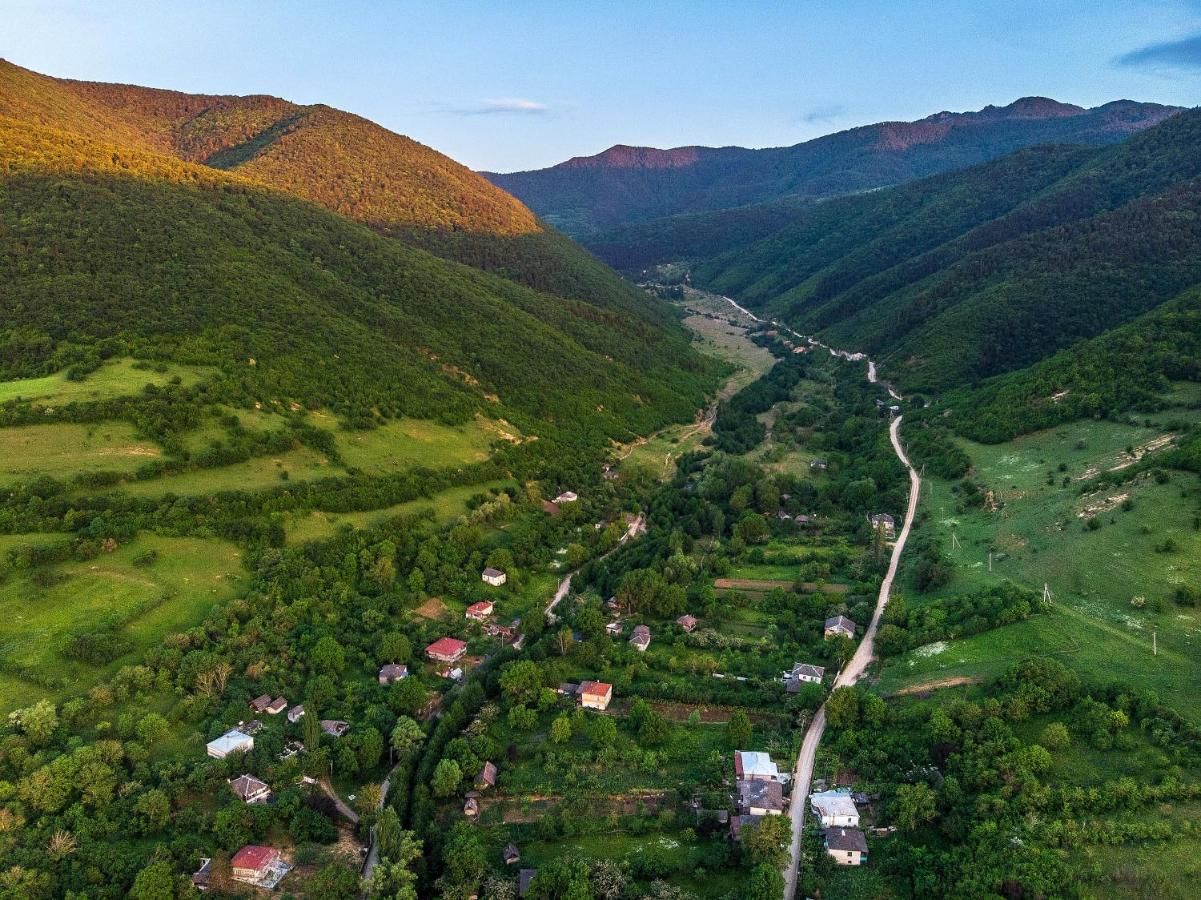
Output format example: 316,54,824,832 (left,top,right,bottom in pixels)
560,144,705,170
